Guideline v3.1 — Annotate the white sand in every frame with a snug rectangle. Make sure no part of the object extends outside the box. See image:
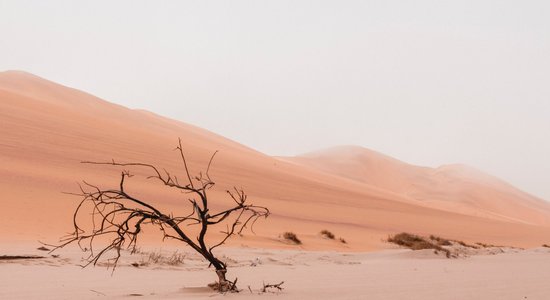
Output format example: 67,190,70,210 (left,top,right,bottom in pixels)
1,245,550,299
